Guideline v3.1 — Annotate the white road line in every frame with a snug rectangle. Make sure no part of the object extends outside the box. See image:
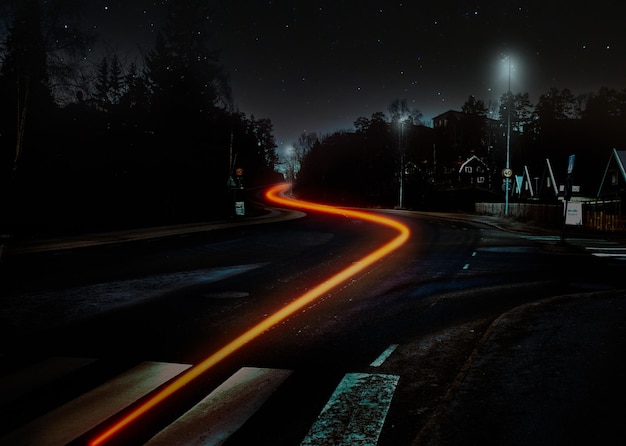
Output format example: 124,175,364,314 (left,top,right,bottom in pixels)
586,247,626,258
0,361,191,446
472,251,477,257
523,235,561,241
463,263,470,270
301,372,399,446
586,246,625,250
147,367,292,446
591,253,626,258
370,344,399,367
